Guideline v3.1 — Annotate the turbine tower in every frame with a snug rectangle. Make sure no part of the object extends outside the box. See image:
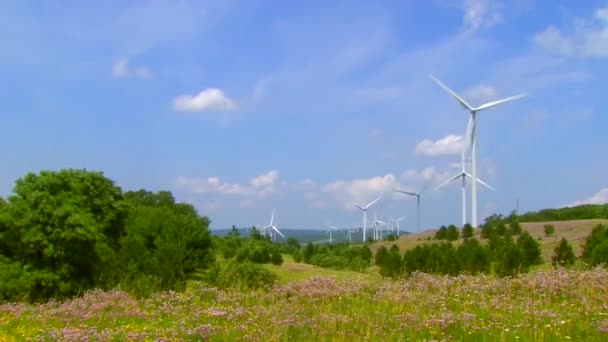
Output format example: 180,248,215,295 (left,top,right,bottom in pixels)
393,189,423,233
327,225,337,244
353,196,382,242
263,210,286,241
391,216,406,235
430,74,527,227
